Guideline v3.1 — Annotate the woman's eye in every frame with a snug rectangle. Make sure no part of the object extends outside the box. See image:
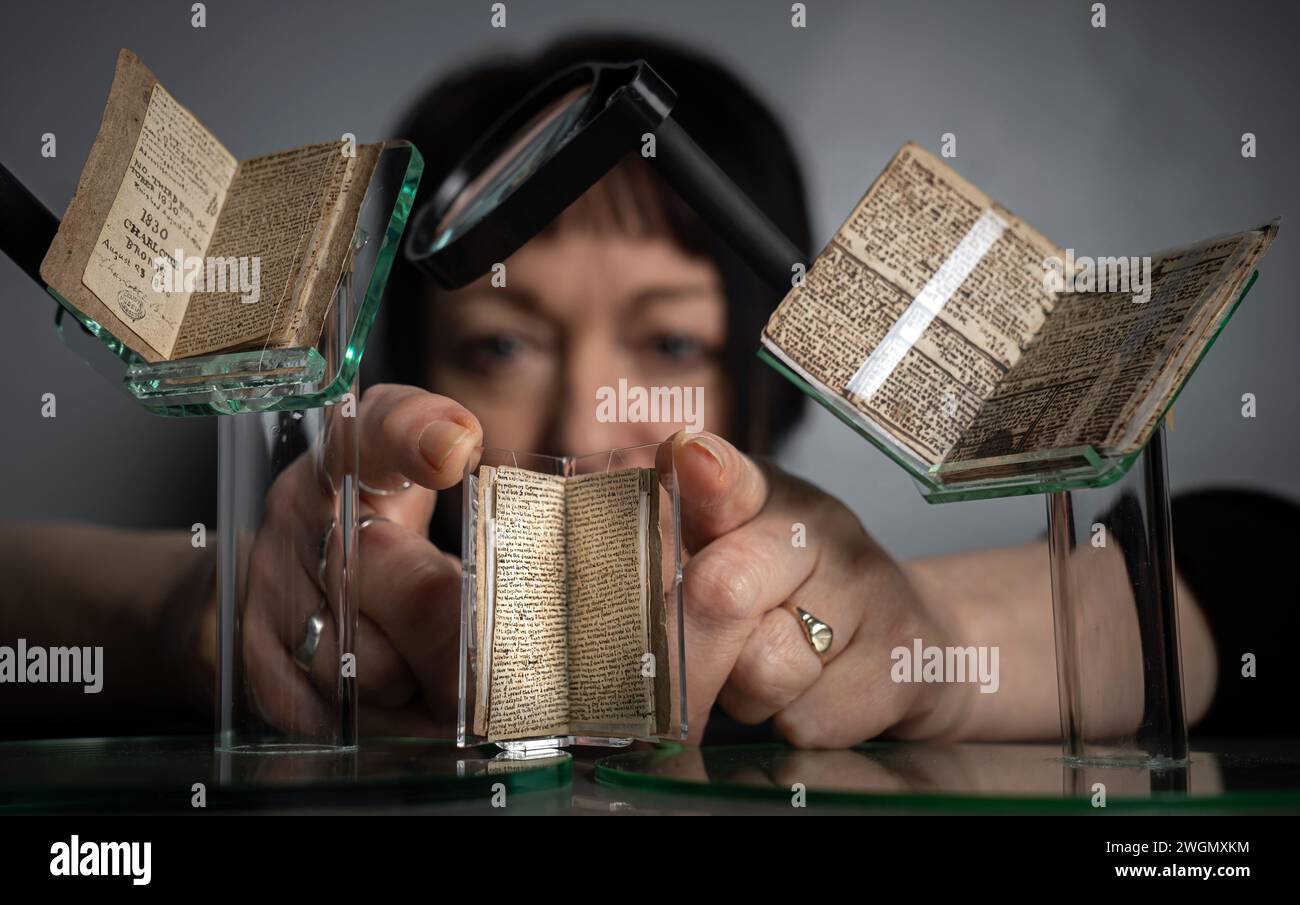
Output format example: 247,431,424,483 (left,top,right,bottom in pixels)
480,335,521,357
651,334,708,361
456,333,527,371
